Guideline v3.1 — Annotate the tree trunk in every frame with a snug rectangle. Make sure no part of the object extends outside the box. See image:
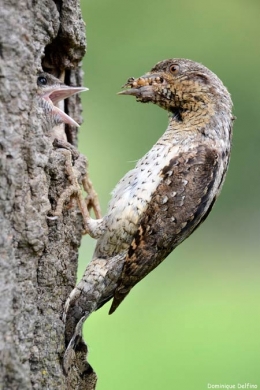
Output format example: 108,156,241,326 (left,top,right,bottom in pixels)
0,1,95,388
